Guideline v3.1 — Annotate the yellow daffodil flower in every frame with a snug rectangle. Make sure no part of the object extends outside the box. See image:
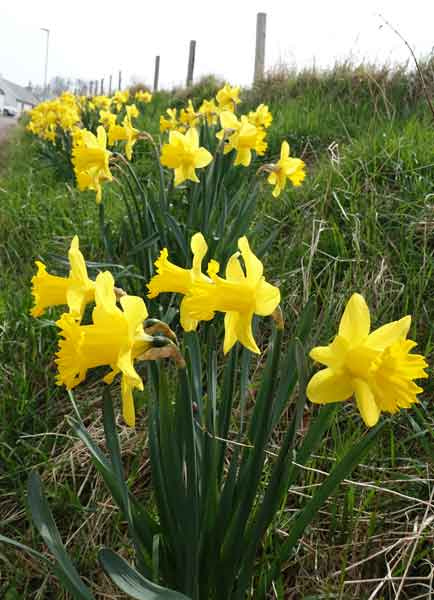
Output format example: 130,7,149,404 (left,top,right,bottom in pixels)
56,271,152,426
147,233,210,330
248,104,273,129
183,237,281,354
30,236,95,319
108,116,140,161
93,95,112,110
217,112,263,167
160,128,213,186
126,104,139,121
99,110,117,129
135,90,152,103
160,108,179,133
72,126,113,203
179,100,199,128
307,293,428,427
266,141,306,197
112,90,130,112
198,98,219,126
216,84,241,112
